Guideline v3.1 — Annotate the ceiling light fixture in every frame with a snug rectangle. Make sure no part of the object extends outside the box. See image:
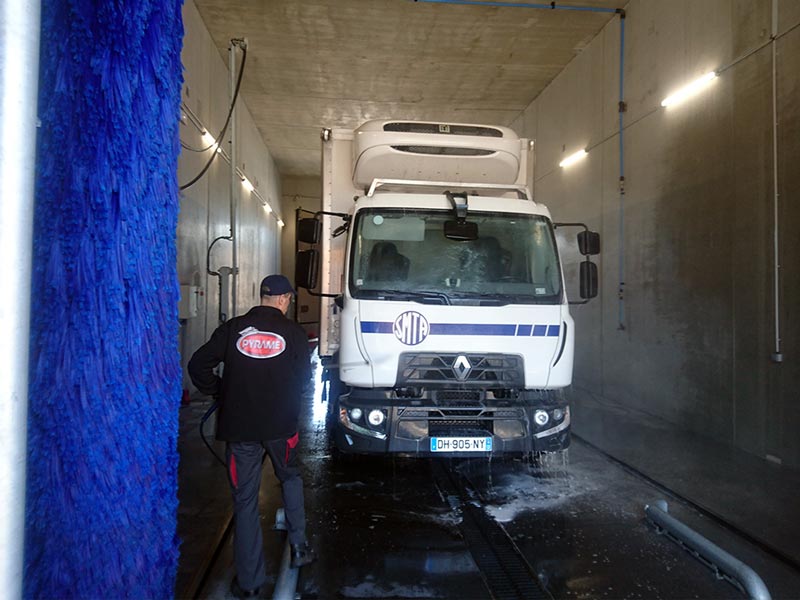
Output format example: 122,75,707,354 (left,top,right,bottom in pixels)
201,131,215,147
661,71,717,108
559,148,587,168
